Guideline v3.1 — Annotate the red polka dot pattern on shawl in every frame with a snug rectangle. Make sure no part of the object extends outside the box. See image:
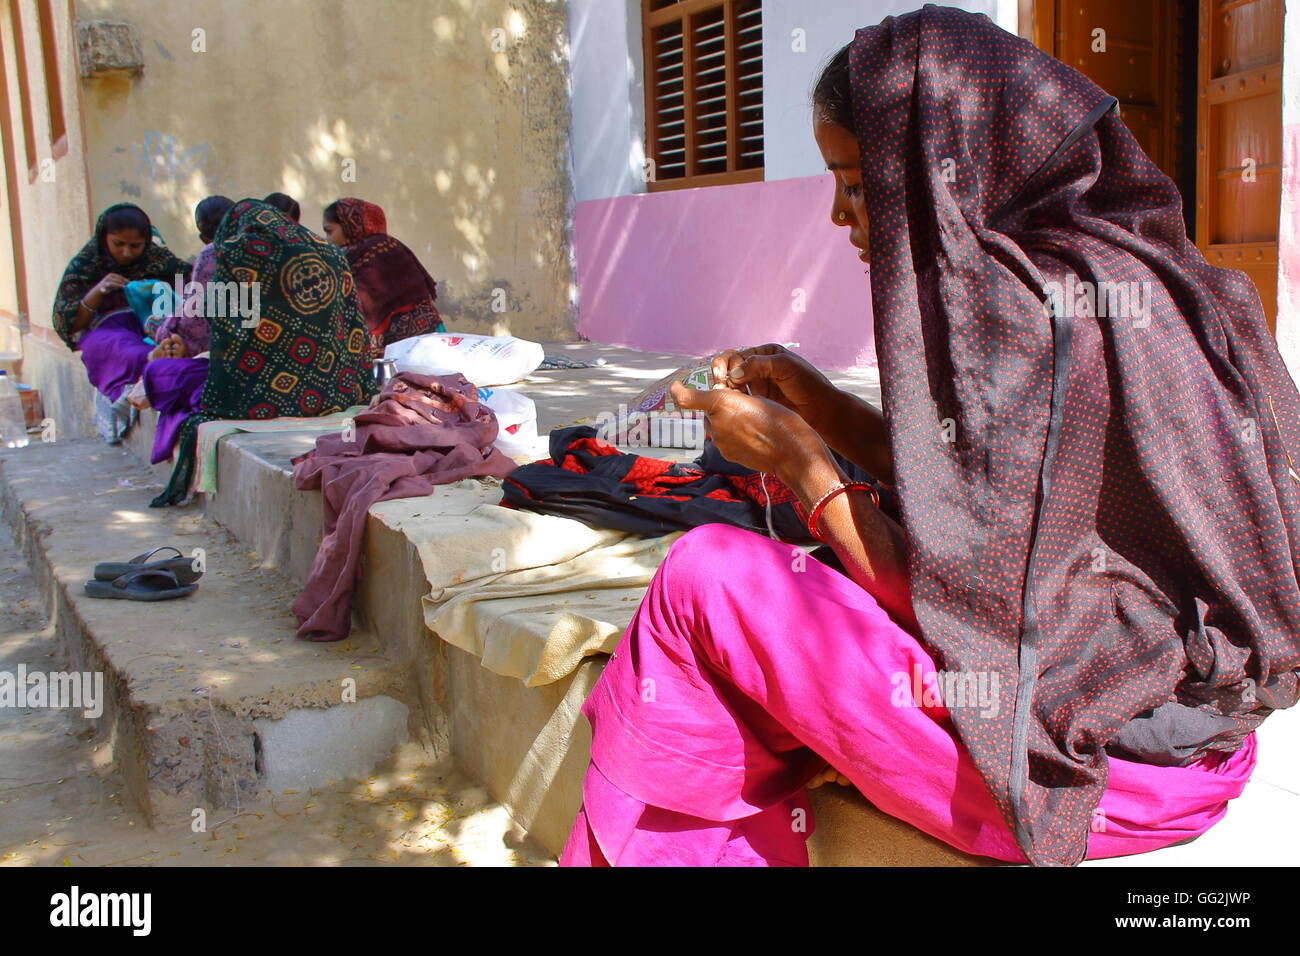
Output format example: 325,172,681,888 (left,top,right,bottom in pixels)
847,5,1300,866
